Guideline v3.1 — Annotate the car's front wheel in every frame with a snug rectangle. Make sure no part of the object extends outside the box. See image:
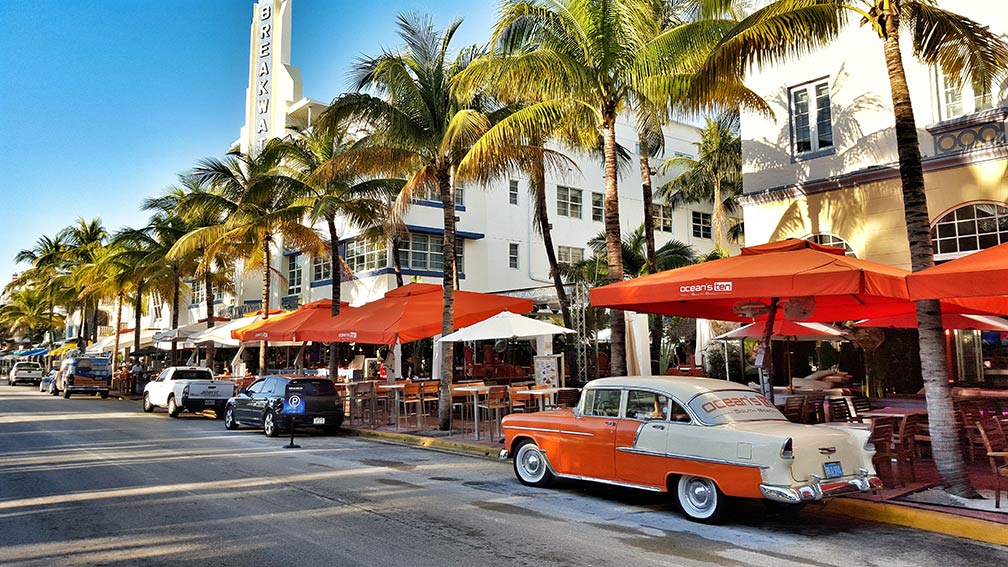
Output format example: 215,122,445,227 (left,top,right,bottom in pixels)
513,440,554,487
263,410,280,437
142,393,154,413
676,475,726,524
99,391,109,400
63,389,71,399
224,405,239,430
